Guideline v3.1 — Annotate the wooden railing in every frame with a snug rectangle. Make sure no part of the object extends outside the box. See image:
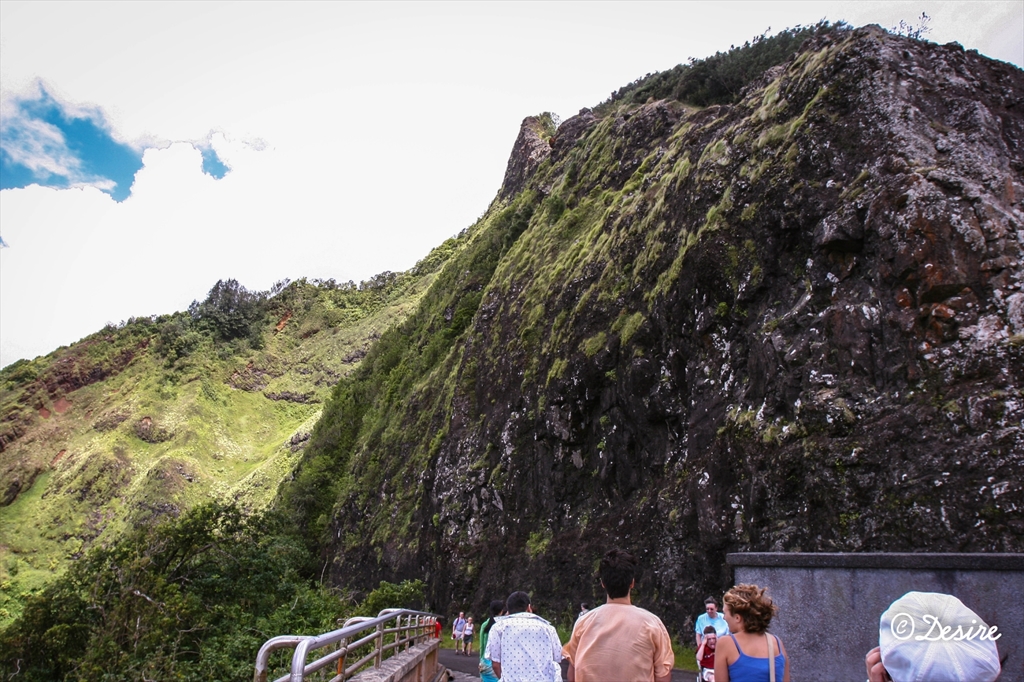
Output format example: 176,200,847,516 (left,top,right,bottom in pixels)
254,608,440,682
